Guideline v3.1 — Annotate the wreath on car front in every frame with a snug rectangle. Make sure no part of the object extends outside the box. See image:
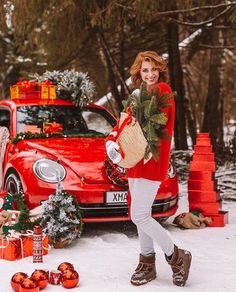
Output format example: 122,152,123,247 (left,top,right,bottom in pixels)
104,158,128,188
